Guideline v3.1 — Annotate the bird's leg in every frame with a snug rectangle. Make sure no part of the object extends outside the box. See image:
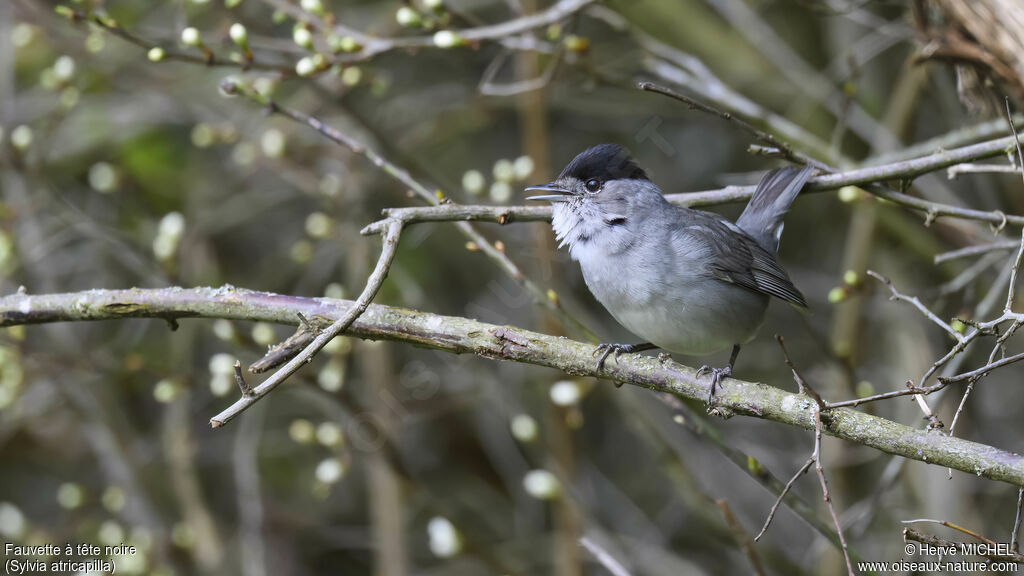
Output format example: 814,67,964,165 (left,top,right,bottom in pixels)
593,342,658,377
697,344,741,406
